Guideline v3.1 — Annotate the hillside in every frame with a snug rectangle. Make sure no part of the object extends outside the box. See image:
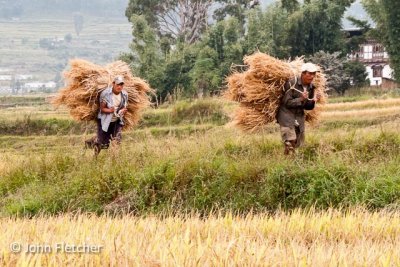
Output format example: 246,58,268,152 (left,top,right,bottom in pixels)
0,0,131,94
